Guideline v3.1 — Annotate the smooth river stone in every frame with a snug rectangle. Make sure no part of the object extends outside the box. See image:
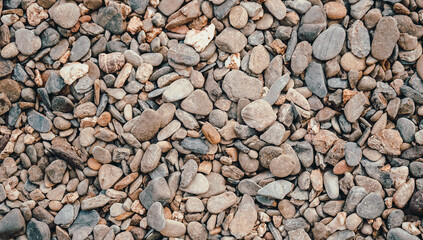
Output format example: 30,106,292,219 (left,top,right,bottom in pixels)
312,24,346,61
